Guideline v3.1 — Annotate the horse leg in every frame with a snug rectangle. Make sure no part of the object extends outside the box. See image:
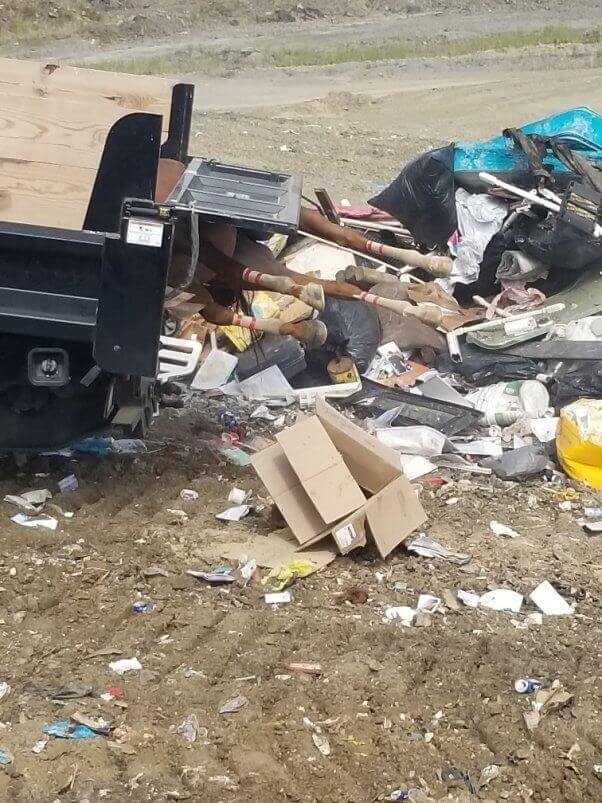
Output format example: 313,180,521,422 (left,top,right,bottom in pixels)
200,300,327,349
240,268,325,311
